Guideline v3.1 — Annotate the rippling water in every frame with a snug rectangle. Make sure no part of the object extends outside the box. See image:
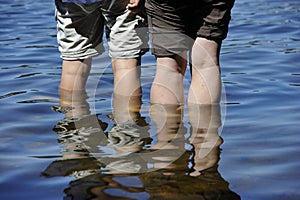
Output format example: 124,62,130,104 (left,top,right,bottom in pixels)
1,0,300,199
